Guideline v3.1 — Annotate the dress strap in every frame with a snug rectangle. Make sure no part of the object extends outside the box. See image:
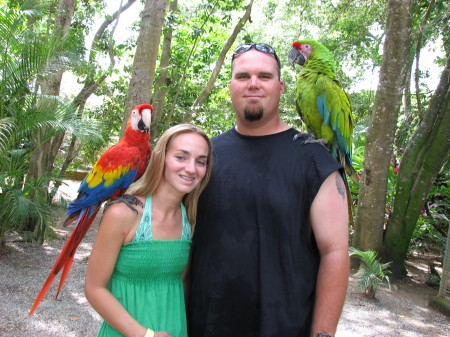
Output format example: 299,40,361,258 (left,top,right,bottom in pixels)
132,195,153,242
132,195,192,242
180,203,192,240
